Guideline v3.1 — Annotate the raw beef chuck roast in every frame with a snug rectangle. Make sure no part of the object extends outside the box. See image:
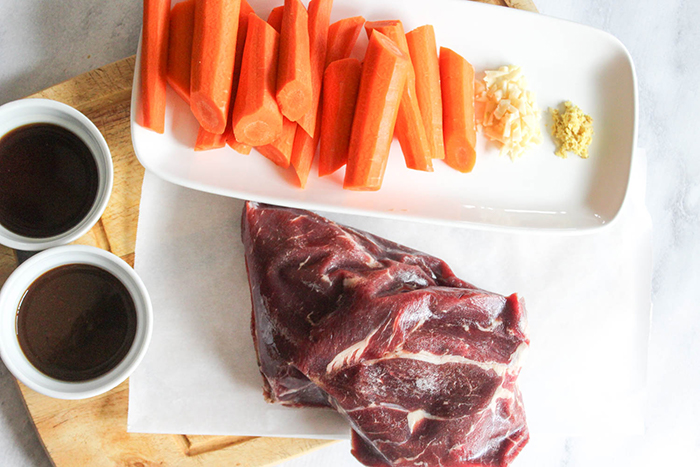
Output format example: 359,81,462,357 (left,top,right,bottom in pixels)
241,202,530,467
